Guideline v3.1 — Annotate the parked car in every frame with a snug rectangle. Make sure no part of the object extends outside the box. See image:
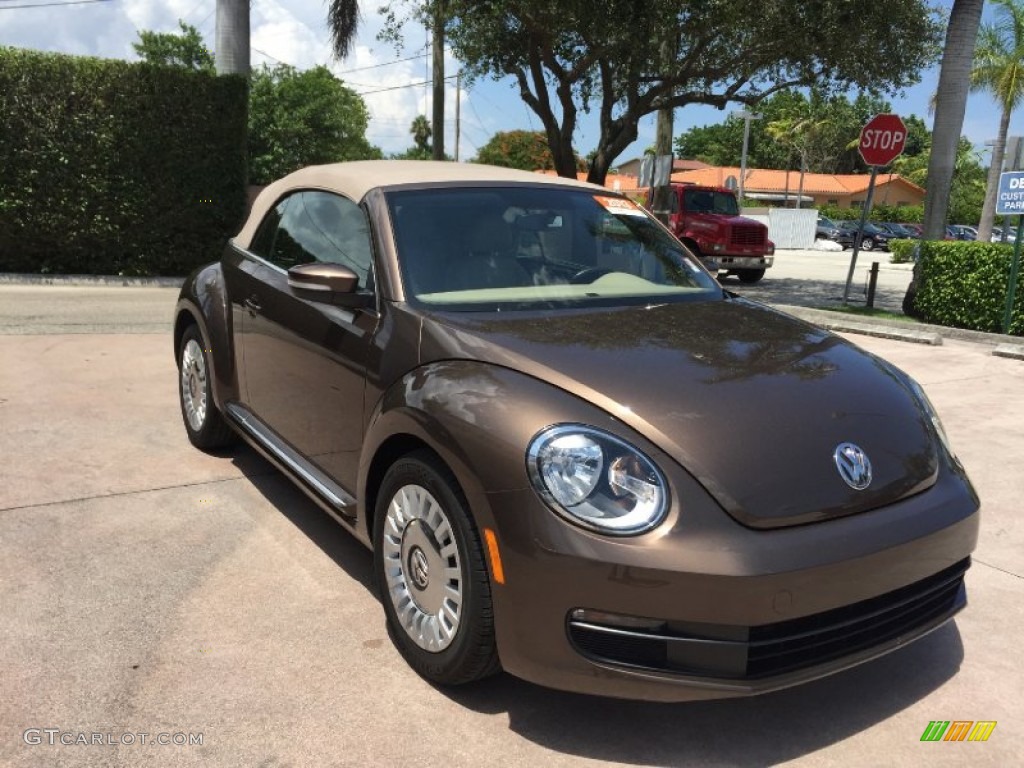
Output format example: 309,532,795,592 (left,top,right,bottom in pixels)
949,225,978,241
900,223,924,237
816,215,845,242
876,222,919,239
174,161,979,702
837,221,892,251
